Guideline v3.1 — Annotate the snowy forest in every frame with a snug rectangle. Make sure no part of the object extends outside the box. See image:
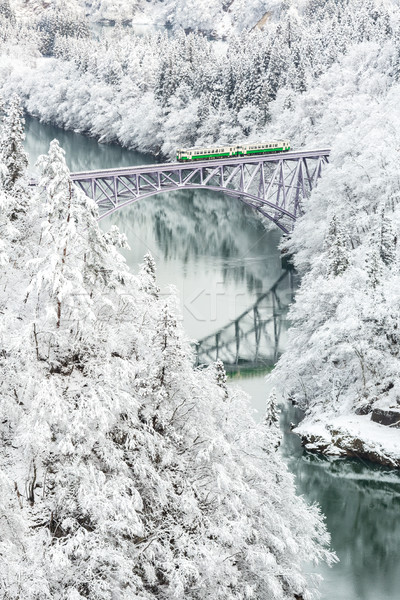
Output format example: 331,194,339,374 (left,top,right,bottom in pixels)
1,0,400,597
1,0,397,461
0,97,335,597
